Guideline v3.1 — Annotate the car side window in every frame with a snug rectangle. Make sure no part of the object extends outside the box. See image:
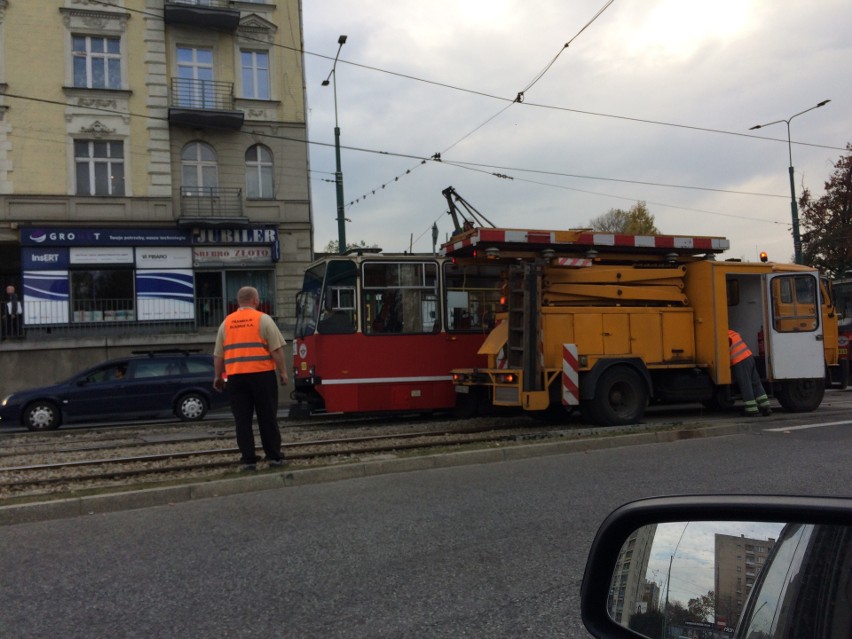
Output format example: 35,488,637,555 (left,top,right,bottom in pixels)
185,359,213,374
131,360,178,379
84,364,128,383
736,524,812,639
